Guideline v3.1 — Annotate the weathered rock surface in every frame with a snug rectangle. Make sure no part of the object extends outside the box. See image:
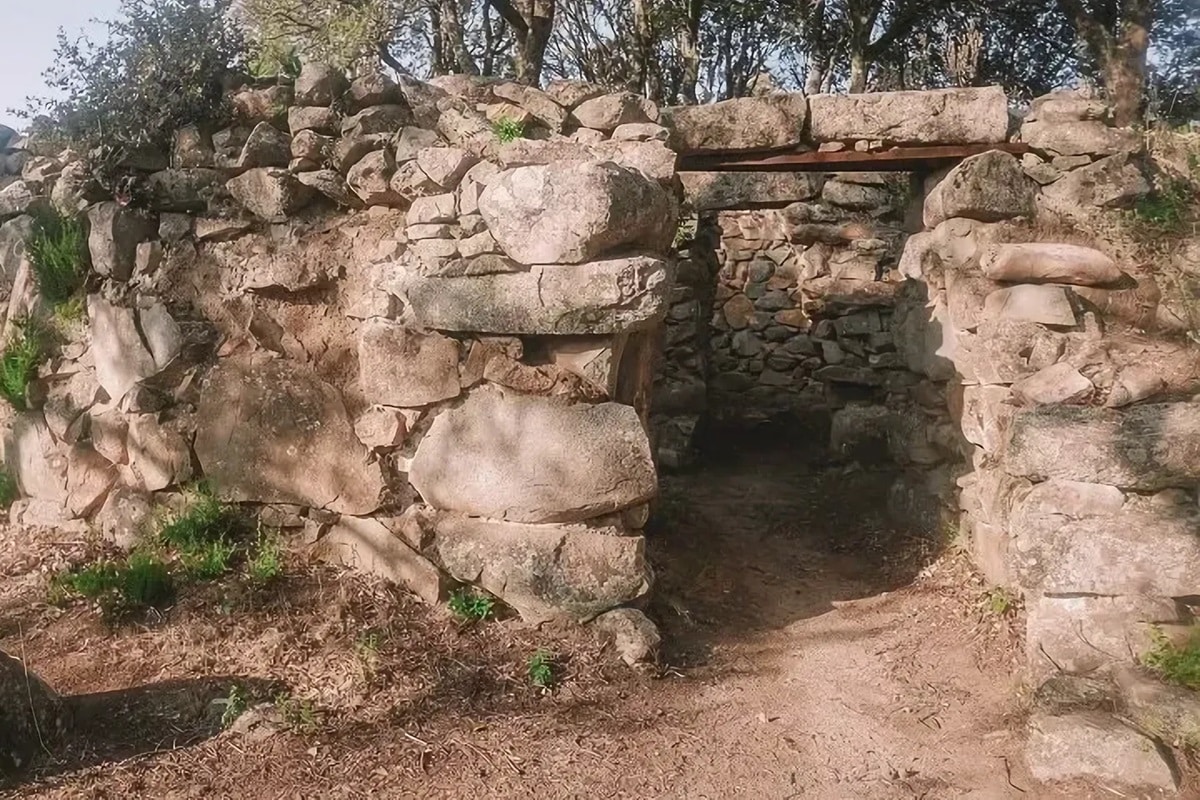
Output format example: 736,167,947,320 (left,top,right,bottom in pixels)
89,295,159,402
983,243,1123,286
1039,153,1149,220
312,515,446,604
194,357,384,514
10,414,67,501
1010,362,1093,405
662,94,808,153
357,320,461,407
923,150,1035,228
397,505,652,623
388,255,673,334
593,607,662,666
295,63,349,106
1025,712,1176,791
569,92,657,131
226,168,315,221
87,202,156,281
1027,594,1179,677
808,87,1009,144
409,387,657,523
479,160,673,264
1004,403,1200,490
680,171,823,210
1021,119,1139,157
982,285,1076,327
